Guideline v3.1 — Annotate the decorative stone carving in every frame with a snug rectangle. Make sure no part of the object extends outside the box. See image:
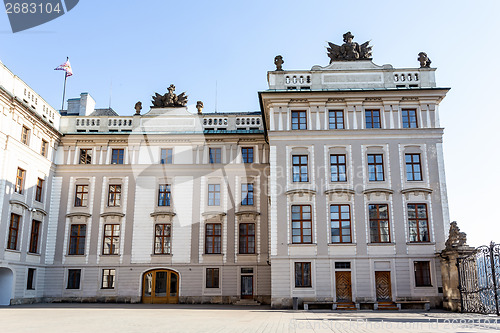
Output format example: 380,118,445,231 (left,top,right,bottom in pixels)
274,55,284,71
418,52,432,68
327,31,372,63
134,101,142,115
196,101,204,114
151,84,188,108
445,221,467,250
